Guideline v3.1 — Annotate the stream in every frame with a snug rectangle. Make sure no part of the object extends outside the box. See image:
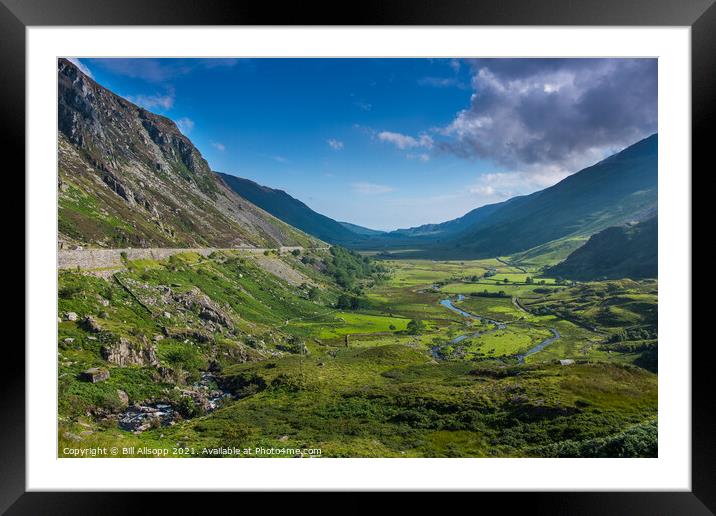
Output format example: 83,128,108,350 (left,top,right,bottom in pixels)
118,372,232,432
435,295,560,362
